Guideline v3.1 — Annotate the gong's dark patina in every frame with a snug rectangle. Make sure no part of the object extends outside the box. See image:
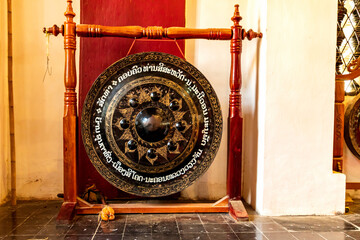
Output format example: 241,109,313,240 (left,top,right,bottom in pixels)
81,52,222,197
